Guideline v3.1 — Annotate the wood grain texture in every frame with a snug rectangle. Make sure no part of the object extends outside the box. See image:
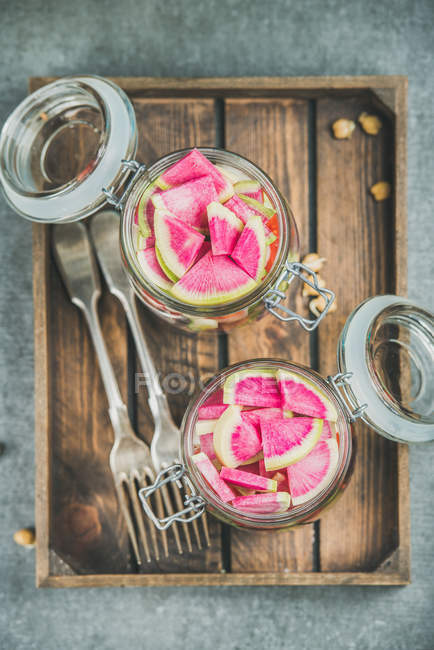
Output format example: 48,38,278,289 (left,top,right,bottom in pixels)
38,569,409,588
315,96,399,571
132,98,222,572
224,98,315,572
49,246,133,574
